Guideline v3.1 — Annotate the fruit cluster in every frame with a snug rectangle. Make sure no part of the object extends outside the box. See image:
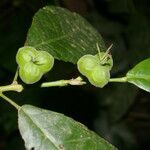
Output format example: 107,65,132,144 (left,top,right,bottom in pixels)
16,46,54,84
77,52,113,88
